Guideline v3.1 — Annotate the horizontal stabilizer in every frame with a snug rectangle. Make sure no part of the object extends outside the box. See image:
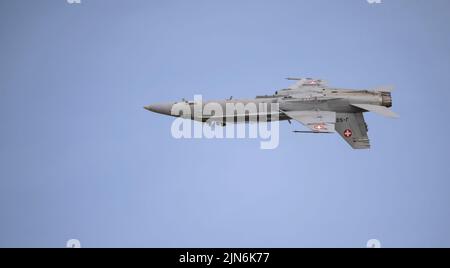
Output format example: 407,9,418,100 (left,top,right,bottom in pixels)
351,104,399,118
